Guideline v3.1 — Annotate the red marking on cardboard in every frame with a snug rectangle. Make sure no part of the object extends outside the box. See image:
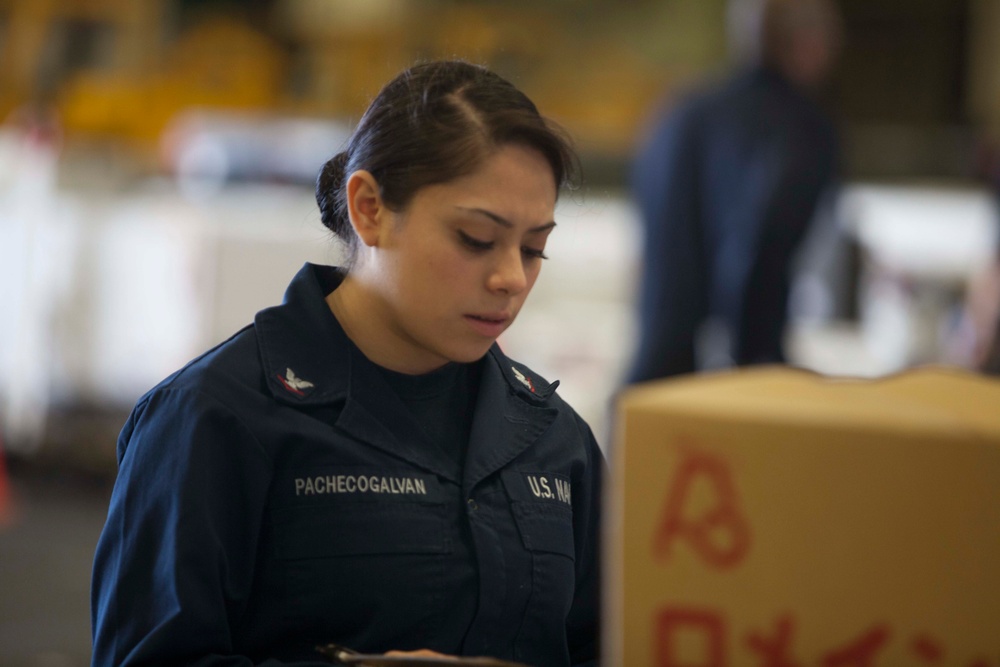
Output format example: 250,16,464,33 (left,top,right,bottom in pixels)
653,445,752,569
656,607,727,667
820,624,891,667
912,633,944,663
745,614,802,667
